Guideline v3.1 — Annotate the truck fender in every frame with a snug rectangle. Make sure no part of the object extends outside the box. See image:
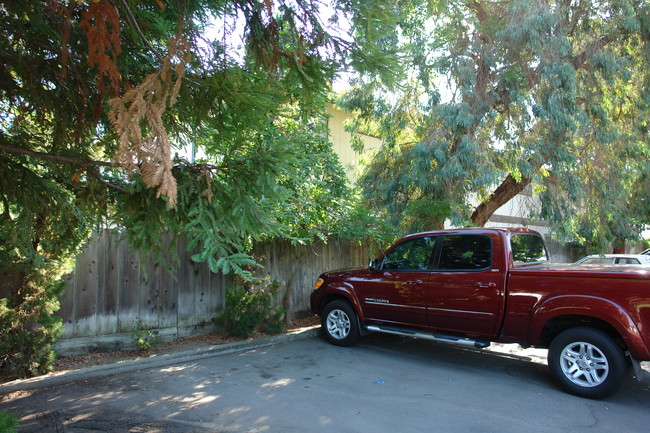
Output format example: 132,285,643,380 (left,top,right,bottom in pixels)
528,295,650,360
319,283,367,323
